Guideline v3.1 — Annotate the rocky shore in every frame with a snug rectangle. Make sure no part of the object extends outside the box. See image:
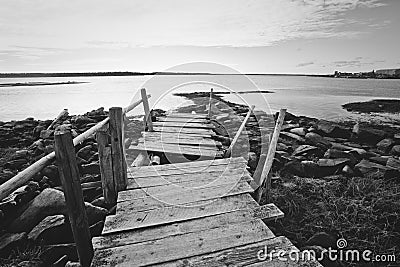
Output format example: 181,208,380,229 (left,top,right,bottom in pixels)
0,93,399,266
0,108,143,266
